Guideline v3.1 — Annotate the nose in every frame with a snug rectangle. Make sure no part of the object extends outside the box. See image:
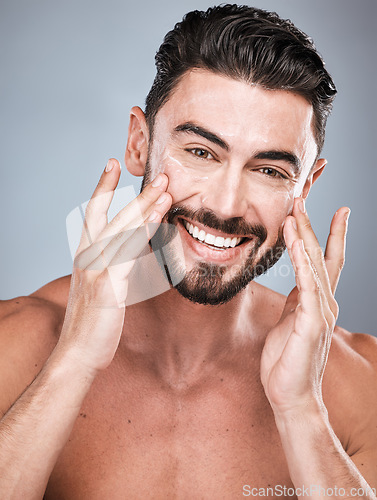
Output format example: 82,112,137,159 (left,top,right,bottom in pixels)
200,166,248,220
